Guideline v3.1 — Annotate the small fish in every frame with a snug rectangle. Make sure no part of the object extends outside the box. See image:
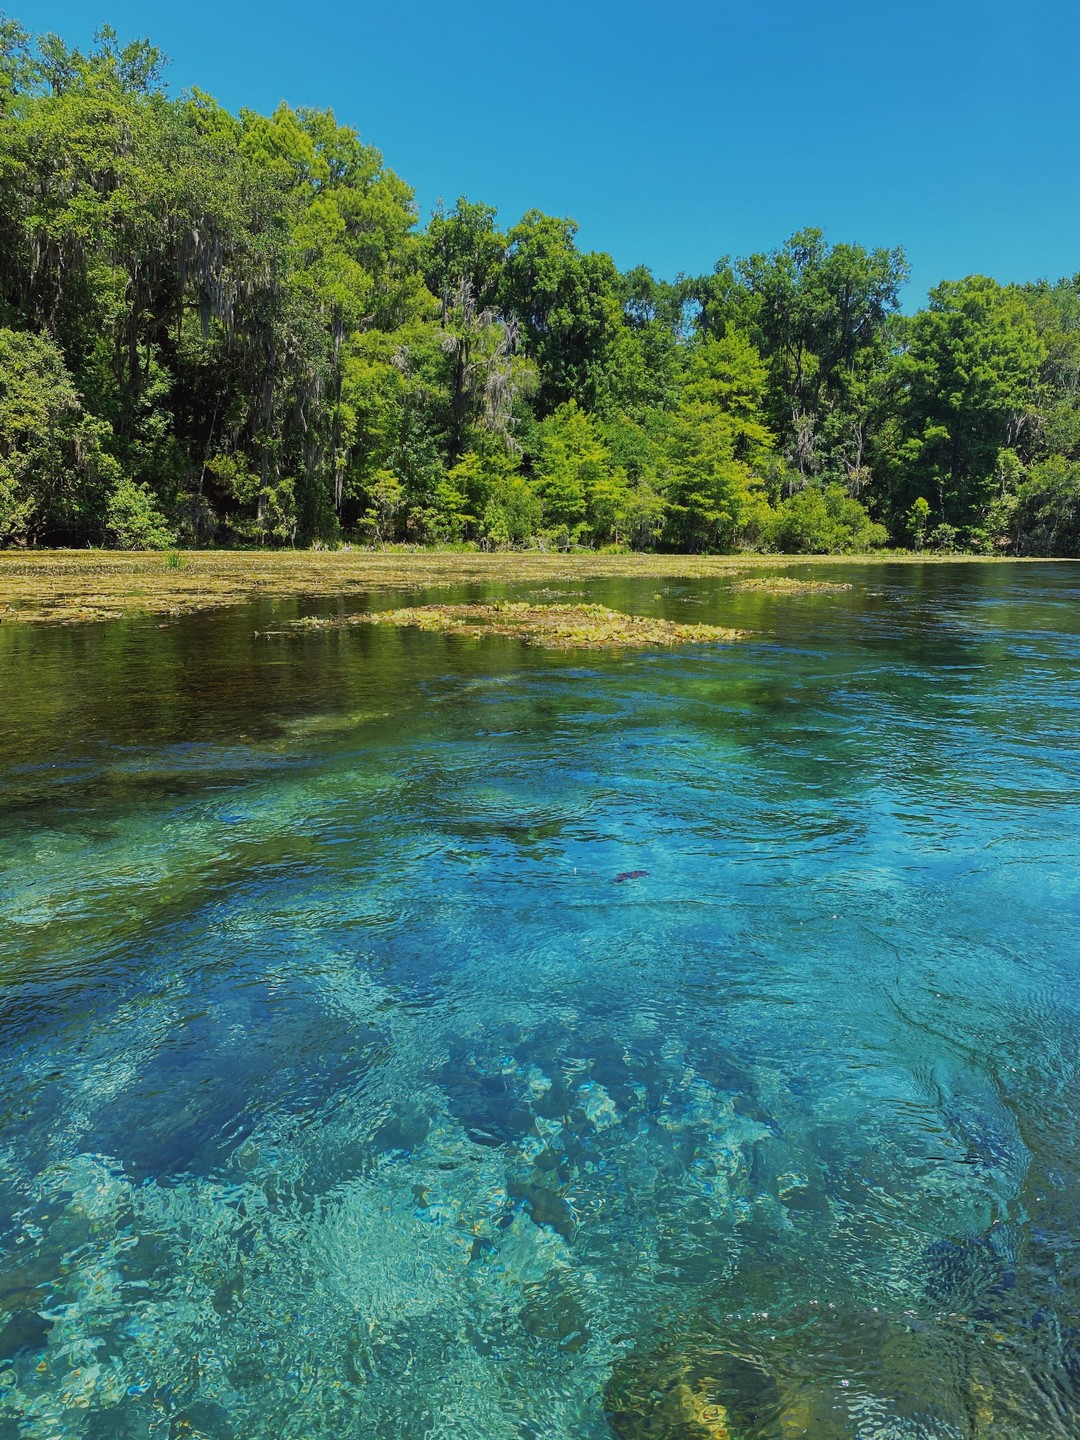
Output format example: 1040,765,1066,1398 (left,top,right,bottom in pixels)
614,869,649,884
